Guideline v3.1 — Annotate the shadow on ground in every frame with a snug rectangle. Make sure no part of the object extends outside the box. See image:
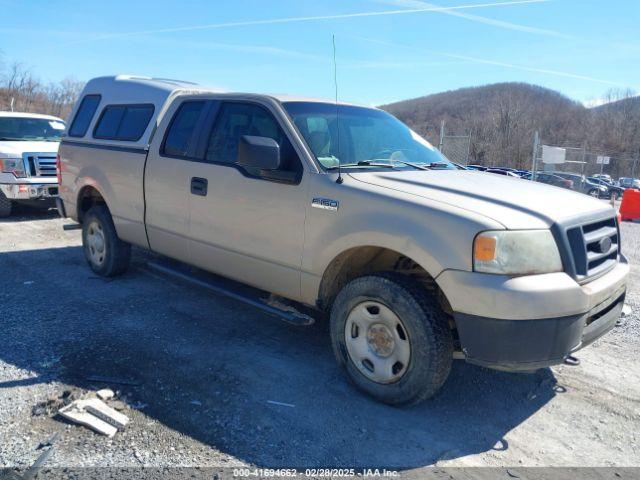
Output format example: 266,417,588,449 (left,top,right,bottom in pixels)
0,244,561,469
0,202,58,223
